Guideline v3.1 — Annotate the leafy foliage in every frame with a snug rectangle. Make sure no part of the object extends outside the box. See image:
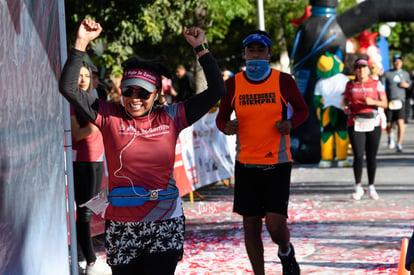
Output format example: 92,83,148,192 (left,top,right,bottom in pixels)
262,0,308,61
64,0,414,77
65,0,253,76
